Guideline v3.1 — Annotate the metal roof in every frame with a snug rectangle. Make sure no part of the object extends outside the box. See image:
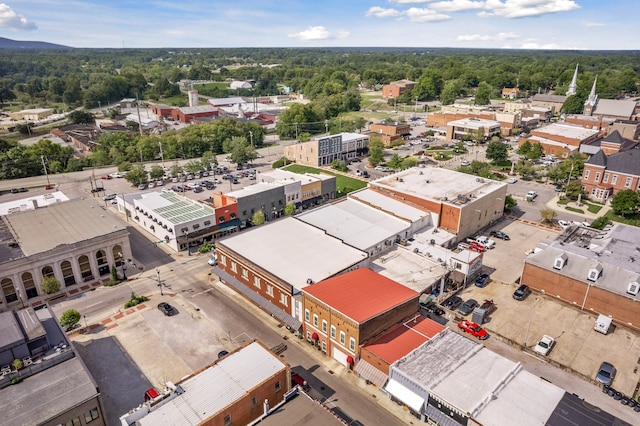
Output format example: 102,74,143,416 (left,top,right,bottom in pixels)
349,188,430,222
218,217,368,288
532,122,599,141
135,192,214,225
592,99,636,118
138,342,287,426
